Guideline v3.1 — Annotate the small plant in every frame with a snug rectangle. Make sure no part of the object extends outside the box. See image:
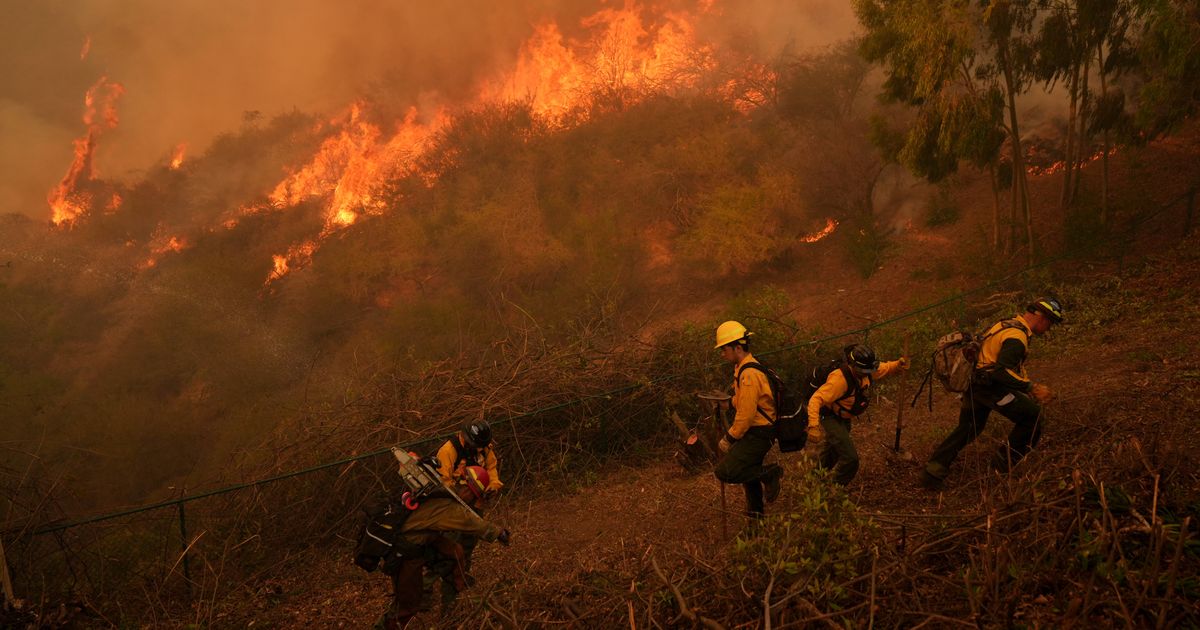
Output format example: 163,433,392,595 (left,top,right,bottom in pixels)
730,464,882,610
